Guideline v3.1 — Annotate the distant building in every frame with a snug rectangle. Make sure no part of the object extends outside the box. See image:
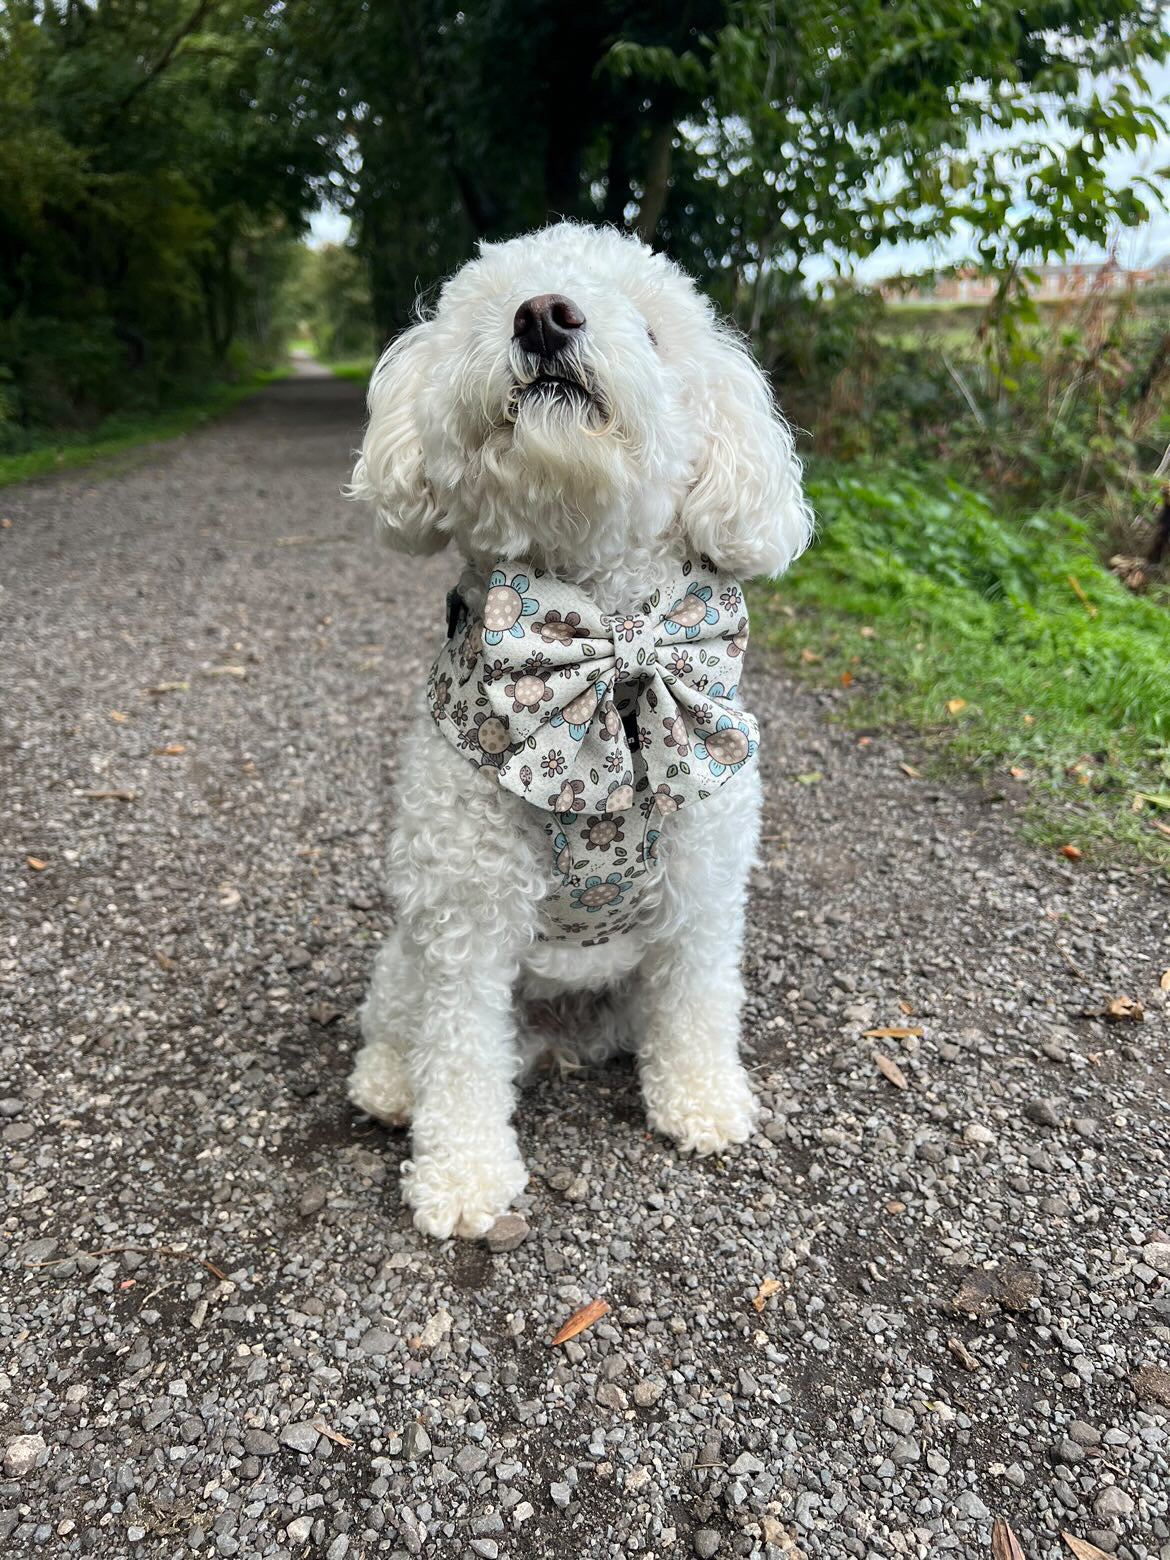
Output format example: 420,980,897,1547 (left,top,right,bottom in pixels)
883,257,1170,304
